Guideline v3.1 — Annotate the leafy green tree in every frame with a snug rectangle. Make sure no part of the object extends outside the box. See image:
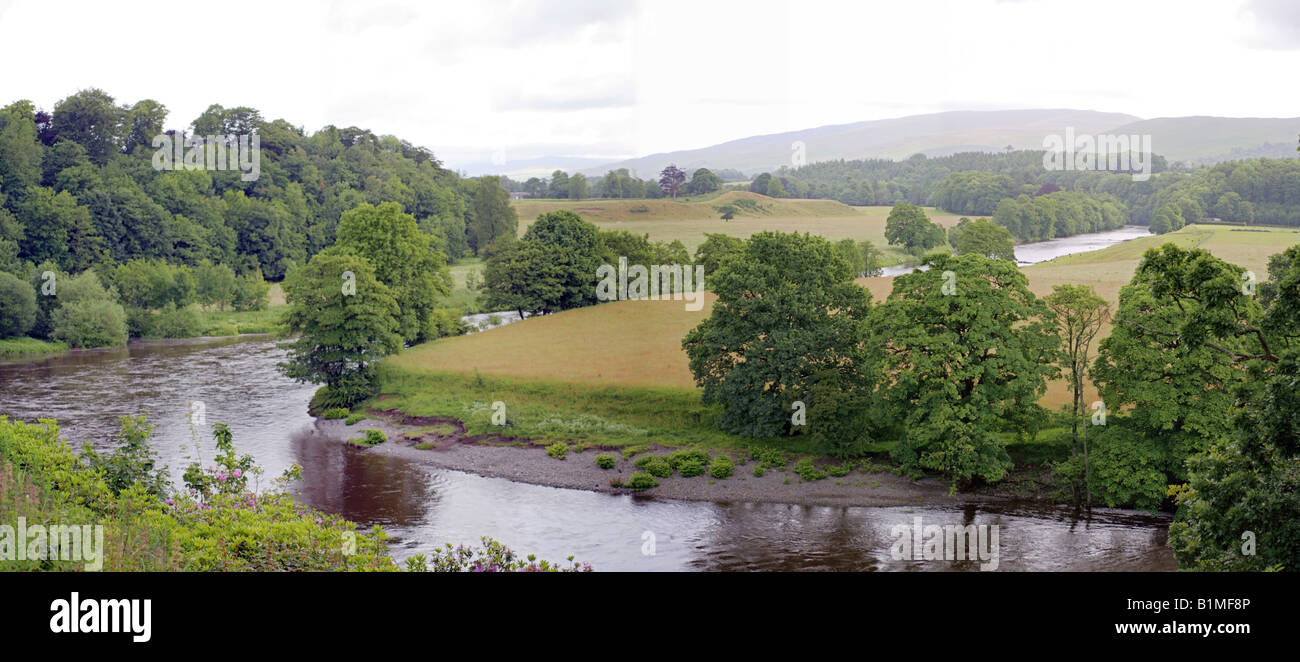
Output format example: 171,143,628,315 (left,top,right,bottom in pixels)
51,88,123,165
279,250,402,409
335,202,452,343
480,240,564,317
0,101,42,200
1044,284,1109,506
194,260,237,310
567,172,587,200
884,203,945,256
16,186,92,269
548,170,570,199
682,231,875,440
949,217,1017,262
515,210,604,311
1168,244,1300,570
764,176,786,198
468,176,518,255
50,270,128,348
1092,245,1262,485
230,270,270,311
871,253,1060,489
686,168,722,195
0,271,37,337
